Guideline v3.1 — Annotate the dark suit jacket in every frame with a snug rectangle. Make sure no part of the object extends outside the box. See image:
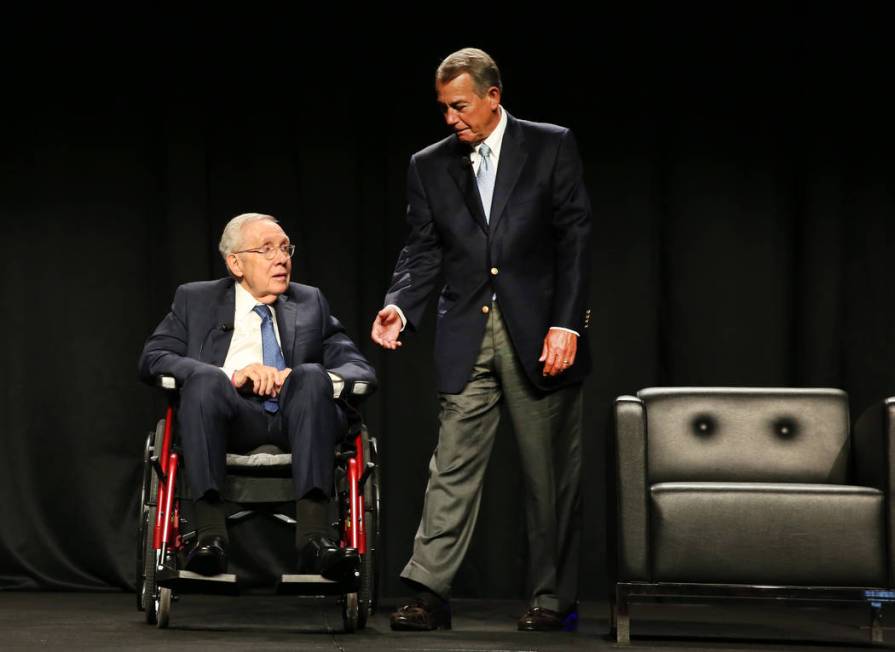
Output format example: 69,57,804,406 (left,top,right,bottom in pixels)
139,278,376,398
385,112,592,394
